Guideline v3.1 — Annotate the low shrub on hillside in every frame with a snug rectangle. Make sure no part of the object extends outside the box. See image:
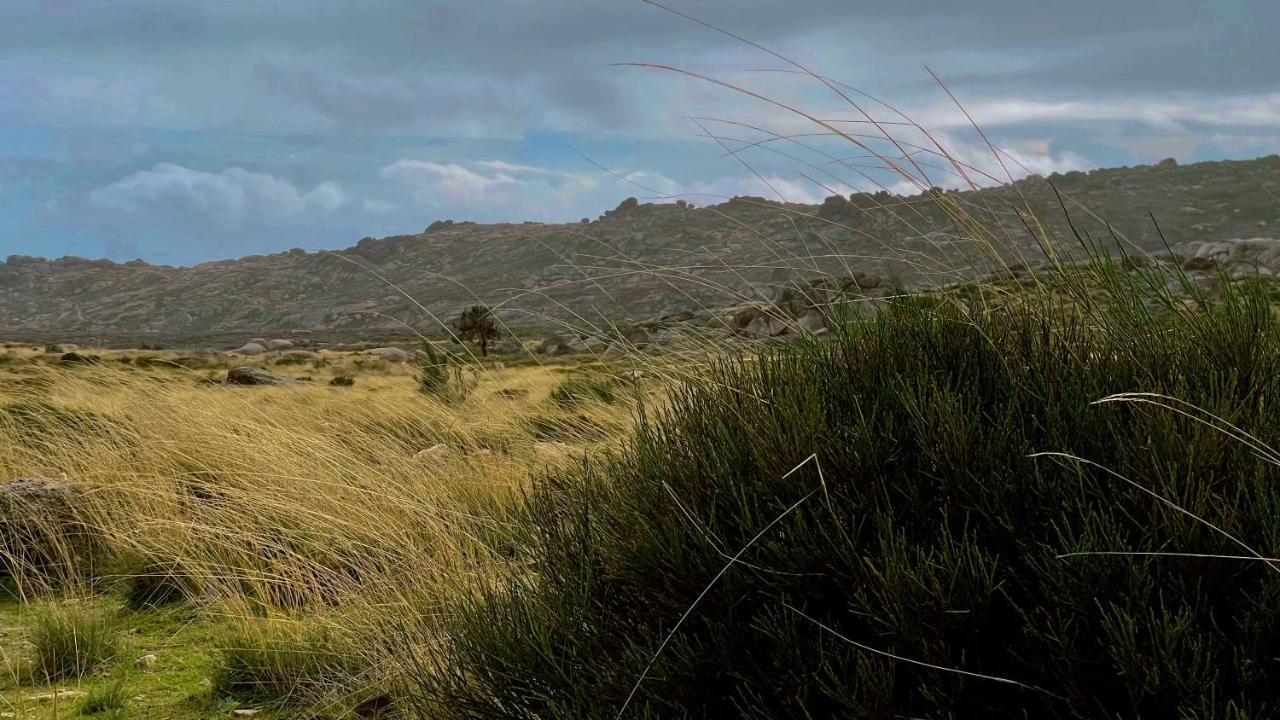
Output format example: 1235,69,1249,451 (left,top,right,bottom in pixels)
416,343,473,403
417,268,1280,718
